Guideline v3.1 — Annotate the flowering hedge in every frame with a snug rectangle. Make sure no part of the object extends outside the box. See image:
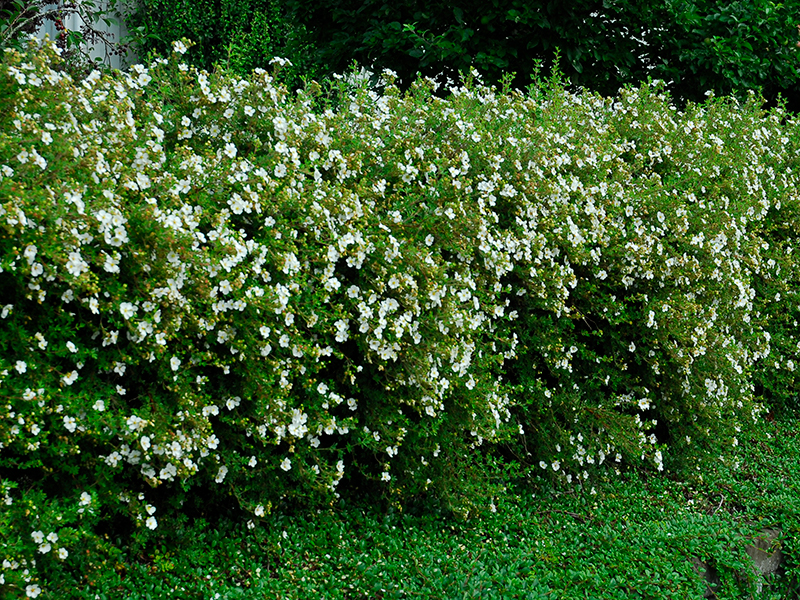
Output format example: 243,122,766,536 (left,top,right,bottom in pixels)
1,36,799,597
